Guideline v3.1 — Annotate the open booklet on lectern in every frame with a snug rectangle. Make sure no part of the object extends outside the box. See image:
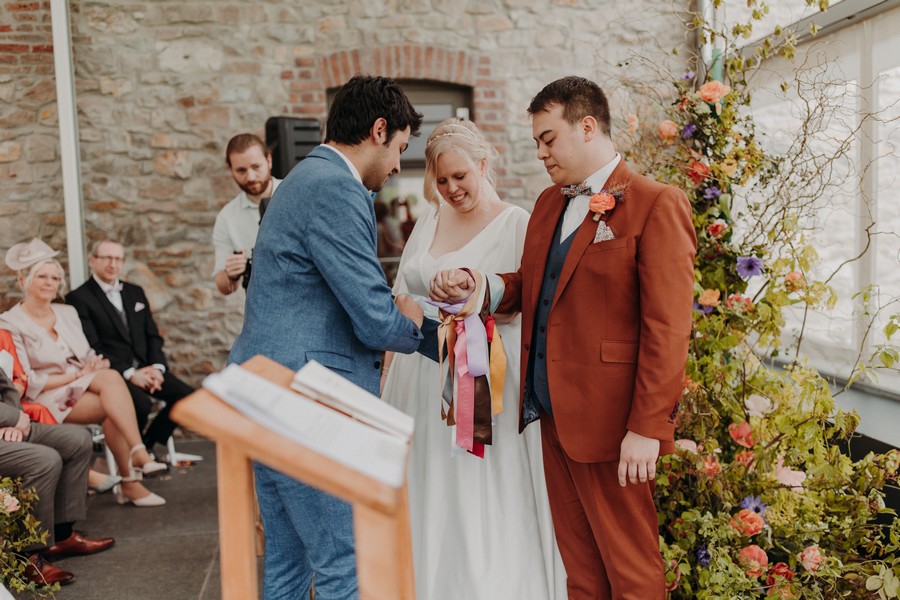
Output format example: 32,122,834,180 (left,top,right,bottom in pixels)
202,362,412,488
